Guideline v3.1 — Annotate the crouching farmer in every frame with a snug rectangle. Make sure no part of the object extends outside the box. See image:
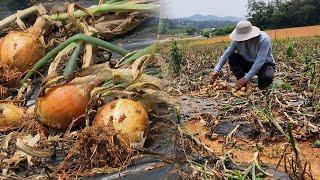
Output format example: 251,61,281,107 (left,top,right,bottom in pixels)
211,20,276,90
